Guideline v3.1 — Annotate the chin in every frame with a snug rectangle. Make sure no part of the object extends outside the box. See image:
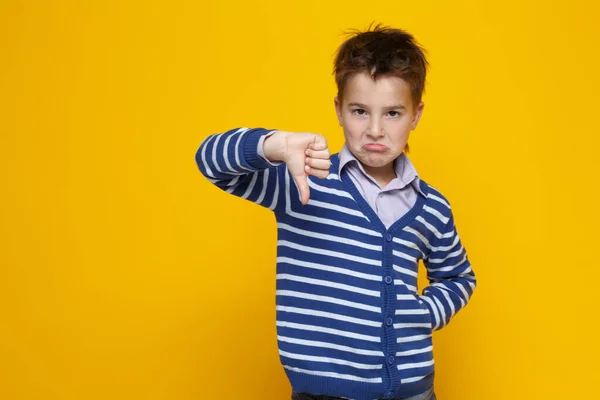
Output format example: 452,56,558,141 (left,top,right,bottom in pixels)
358,154,394,168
